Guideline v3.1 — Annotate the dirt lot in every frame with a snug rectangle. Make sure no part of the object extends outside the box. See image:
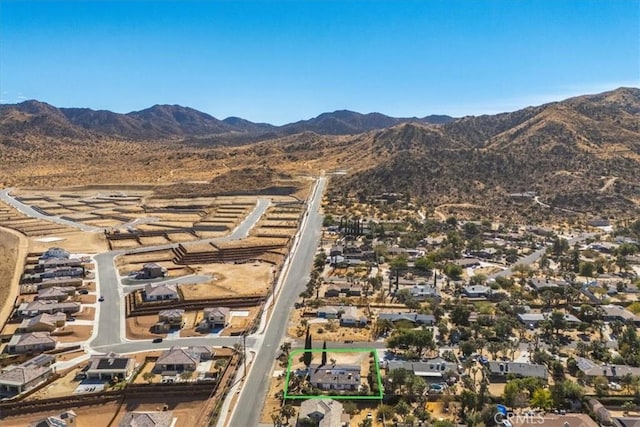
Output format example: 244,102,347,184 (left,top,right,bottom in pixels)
181,262,274,299
75,307,95,321
287,310,373,342
28,230,108,253
26,365,84,400
0,227,27,326
53,325,93,343
4,395,208,427
126,314,164,340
